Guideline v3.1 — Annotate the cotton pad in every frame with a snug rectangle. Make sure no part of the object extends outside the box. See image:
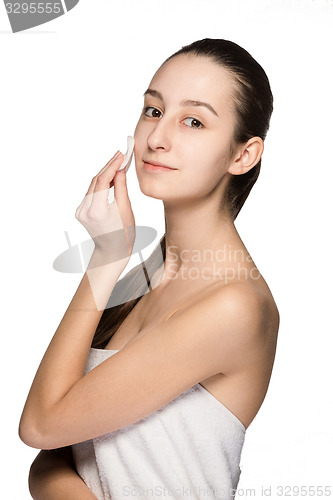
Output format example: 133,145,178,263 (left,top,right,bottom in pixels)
119,136,135,173
108,136,135,204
